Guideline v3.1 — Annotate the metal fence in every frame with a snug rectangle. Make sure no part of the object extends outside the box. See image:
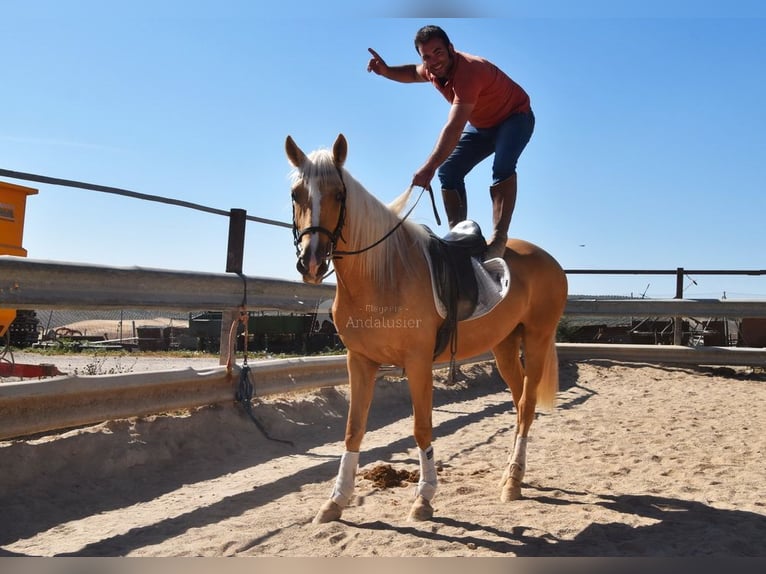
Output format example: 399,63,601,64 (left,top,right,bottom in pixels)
2,256,766,439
